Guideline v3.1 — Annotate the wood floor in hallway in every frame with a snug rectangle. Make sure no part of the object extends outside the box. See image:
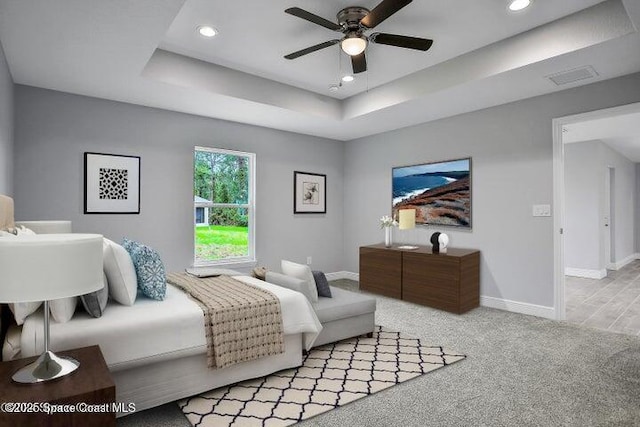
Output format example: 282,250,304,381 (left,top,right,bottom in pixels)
566,260,640,337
